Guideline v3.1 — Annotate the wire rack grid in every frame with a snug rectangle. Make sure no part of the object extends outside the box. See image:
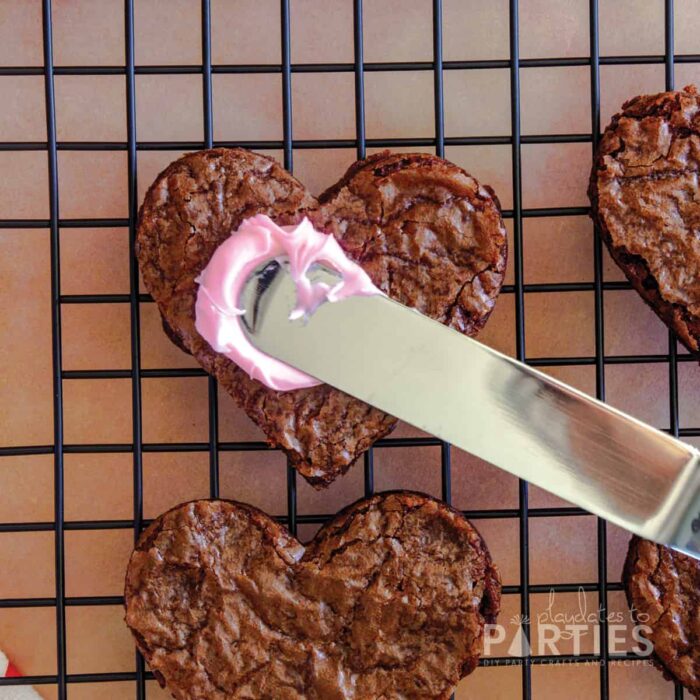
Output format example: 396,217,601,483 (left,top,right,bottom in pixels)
0,0,697,699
